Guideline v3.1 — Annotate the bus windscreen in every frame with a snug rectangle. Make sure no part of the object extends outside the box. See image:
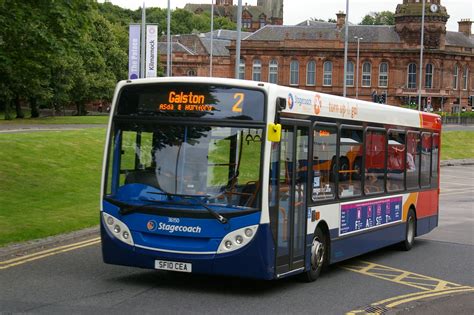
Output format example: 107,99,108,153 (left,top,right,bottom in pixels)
117,83,265,121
